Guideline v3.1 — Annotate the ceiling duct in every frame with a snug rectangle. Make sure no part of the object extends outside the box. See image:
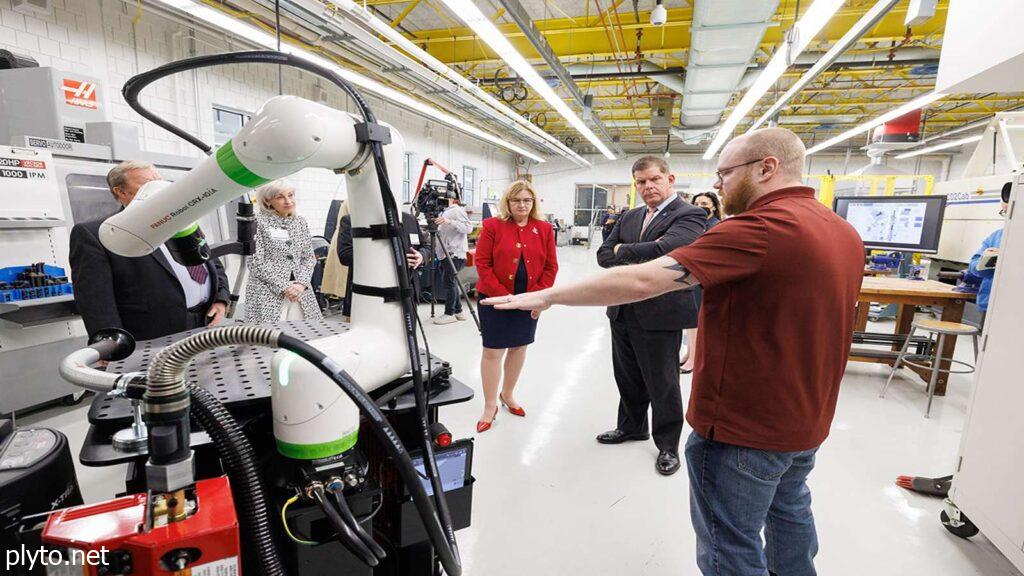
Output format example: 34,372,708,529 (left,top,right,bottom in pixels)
680,0,780,128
